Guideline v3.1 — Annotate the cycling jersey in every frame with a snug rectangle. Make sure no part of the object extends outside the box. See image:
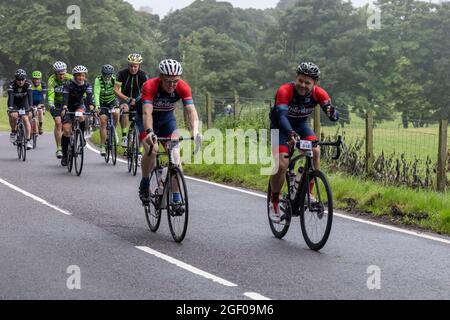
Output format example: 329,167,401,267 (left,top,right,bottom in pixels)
116,69,148,100
62,79,94,110
137,78,194,141
31,81,47,106
47,73,73,106
7,80,33,110
94,75,117,106
270,83,338,153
